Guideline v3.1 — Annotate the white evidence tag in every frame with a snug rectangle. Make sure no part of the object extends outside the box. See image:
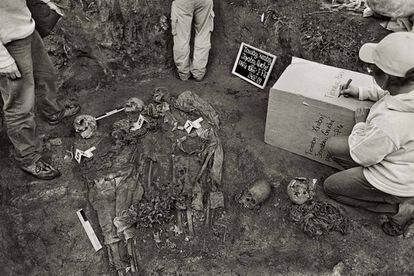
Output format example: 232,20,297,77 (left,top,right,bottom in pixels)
184,120,193,133
131,114,147,131
184,117,204,133
83,146,96,158
75,149,84,163
75,146,96,163
191,117,203,129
